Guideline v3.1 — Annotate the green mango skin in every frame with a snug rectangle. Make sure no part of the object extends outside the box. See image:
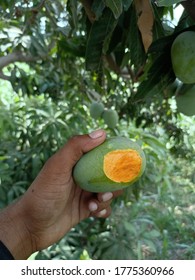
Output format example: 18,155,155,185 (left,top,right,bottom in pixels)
73,137,146,193
171,31,195,84
90,102,104,120
176,85,195,116
102,109,119,129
